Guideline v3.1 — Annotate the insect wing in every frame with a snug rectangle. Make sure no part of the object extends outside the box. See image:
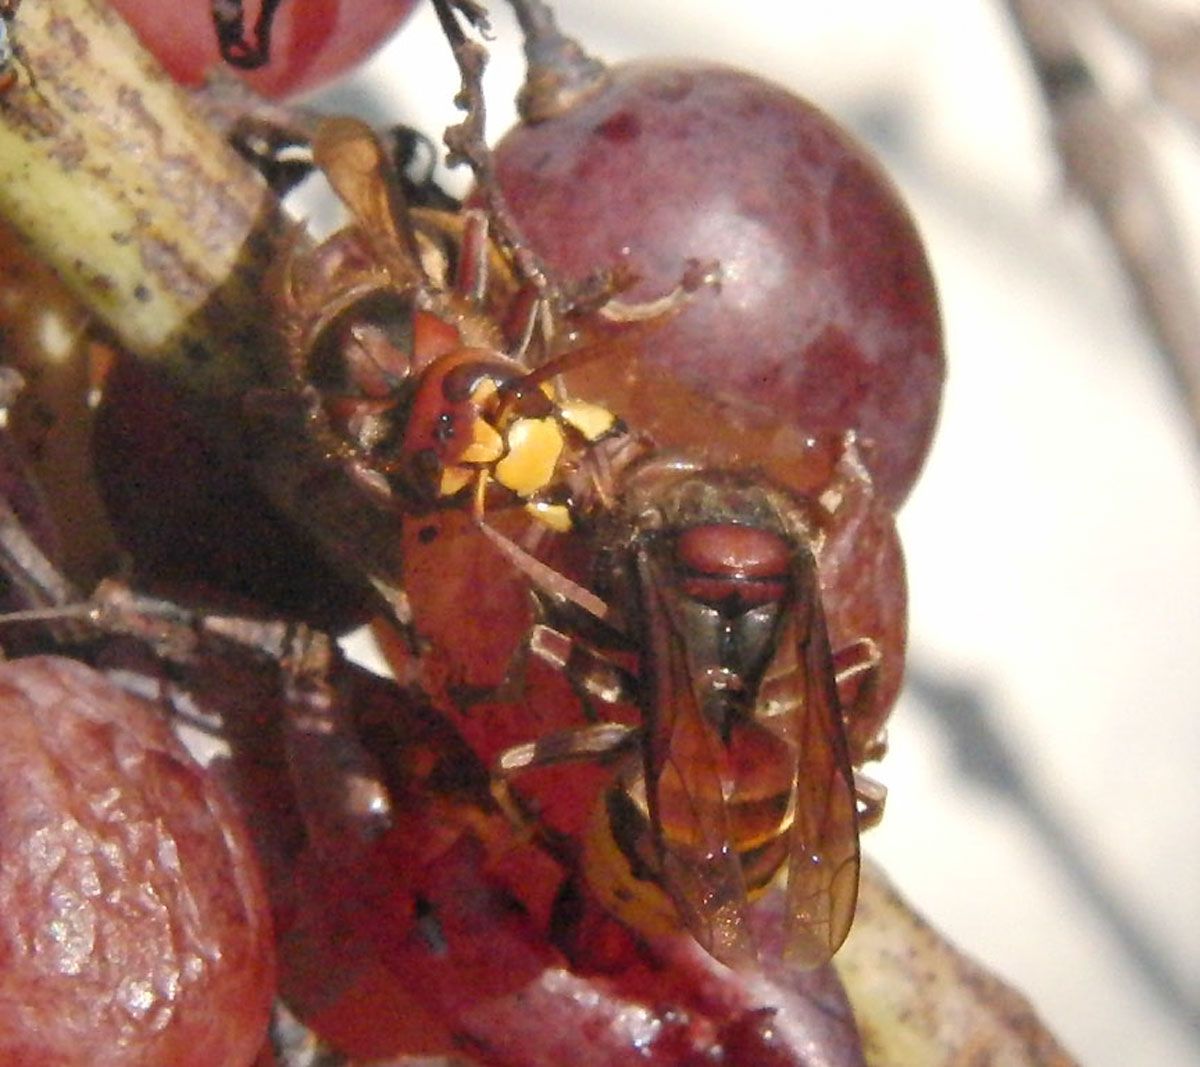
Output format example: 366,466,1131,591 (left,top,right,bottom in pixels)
312,117,424,287
759,562,860,967
634,547,757,967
